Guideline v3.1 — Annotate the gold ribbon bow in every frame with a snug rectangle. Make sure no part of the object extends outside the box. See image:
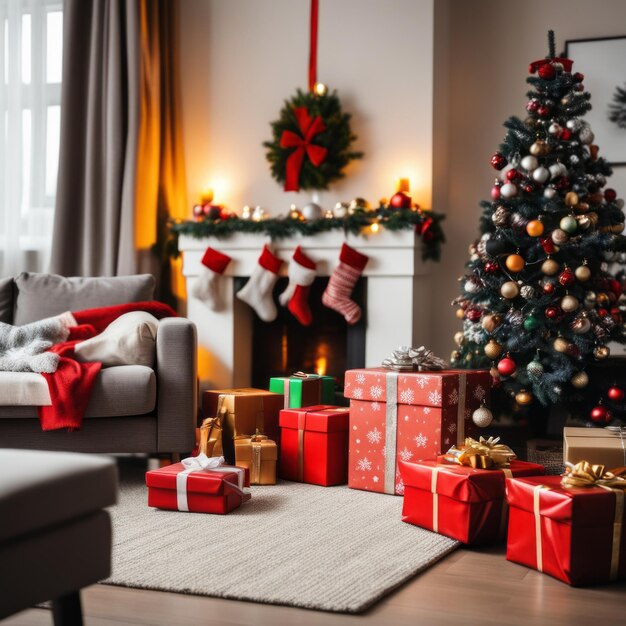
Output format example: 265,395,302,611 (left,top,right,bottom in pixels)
561,461,626,490
382,346,449,372
444,436,517,469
